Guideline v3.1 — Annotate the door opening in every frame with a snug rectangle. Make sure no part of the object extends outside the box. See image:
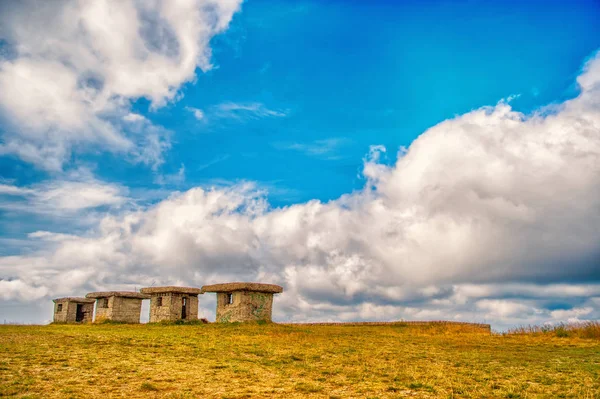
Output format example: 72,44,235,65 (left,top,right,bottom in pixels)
75,304,84,322
181,297,187,319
